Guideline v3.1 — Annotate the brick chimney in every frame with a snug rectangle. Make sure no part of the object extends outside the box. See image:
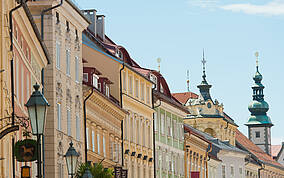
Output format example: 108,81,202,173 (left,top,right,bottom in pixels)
96,15,105,41
83,9,97,34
